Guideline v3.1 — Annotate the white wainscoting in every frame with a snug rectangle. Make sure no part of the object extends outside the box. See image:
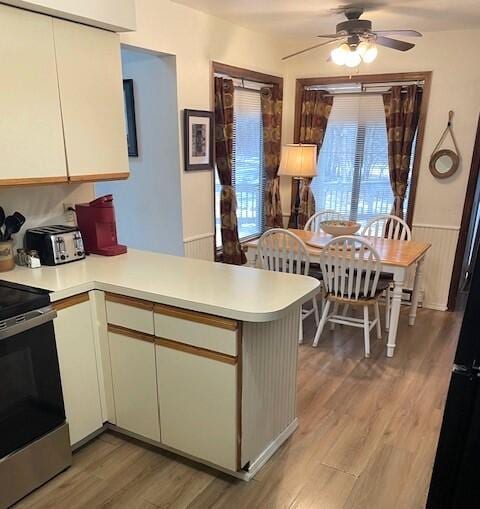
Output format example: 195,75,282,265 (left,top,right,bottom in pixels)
410,224,459,311
241,308,299,468
183,233,215,261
